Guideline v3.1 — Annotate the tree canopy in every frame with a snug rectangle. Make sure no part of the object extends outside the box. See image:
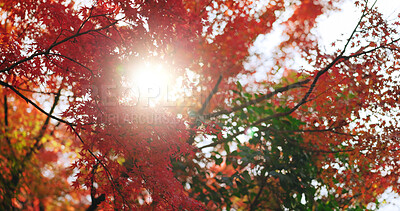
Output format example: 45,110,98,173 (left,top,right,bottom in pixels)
1,0,400,210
